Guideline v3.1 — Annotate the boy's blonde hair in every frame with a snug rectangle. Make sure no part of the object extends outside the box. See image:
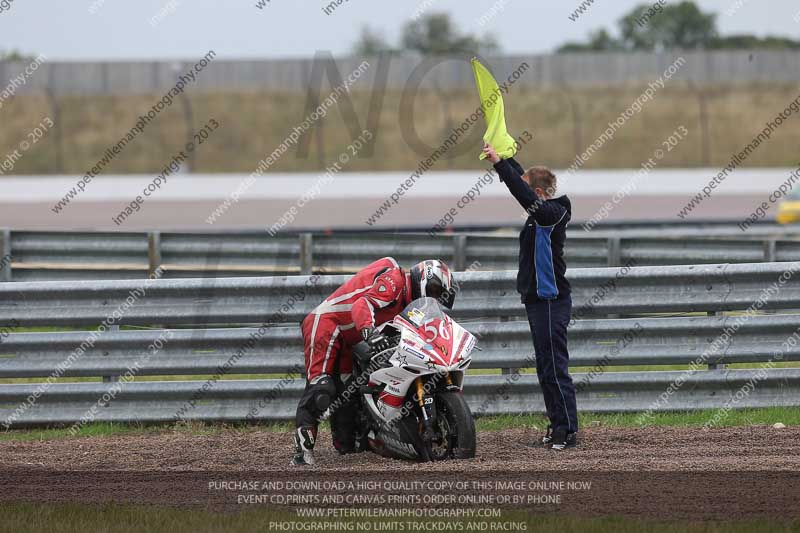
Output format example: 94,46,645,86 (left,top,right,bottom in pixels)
524,166,557,195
